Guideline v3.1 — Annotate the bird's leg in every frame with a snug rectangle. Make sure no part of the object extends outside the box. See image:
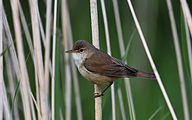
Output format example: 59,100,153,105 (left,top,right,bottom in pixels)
94,82,113,98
